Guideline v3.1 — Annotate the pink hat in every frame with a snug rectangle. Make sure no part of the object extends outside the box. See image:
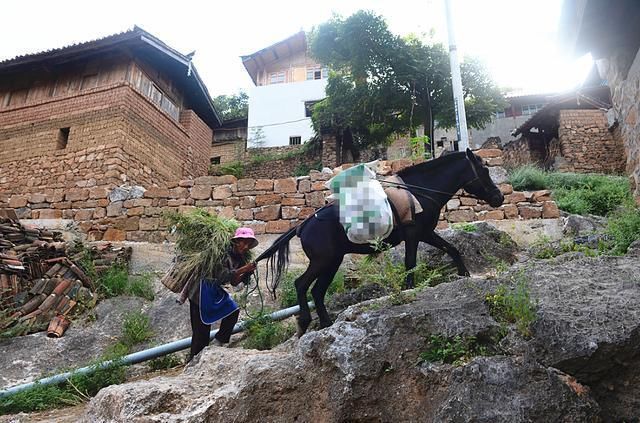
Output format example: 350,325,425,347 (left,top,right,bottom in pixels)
231,227,259,249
